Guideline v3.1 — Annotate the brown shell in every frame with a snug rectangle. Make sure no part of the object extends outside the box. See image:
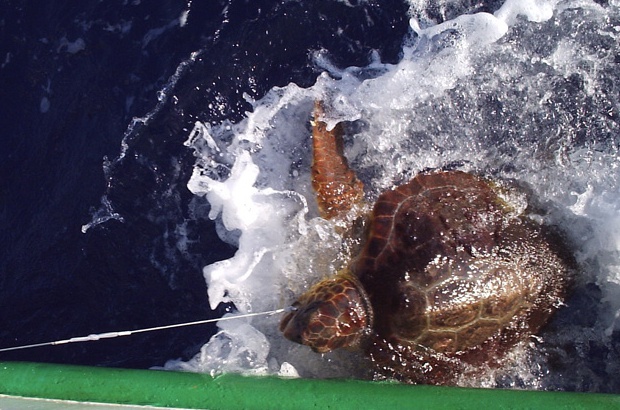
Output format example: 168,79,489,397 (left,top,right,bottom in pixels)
353,171,569,384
